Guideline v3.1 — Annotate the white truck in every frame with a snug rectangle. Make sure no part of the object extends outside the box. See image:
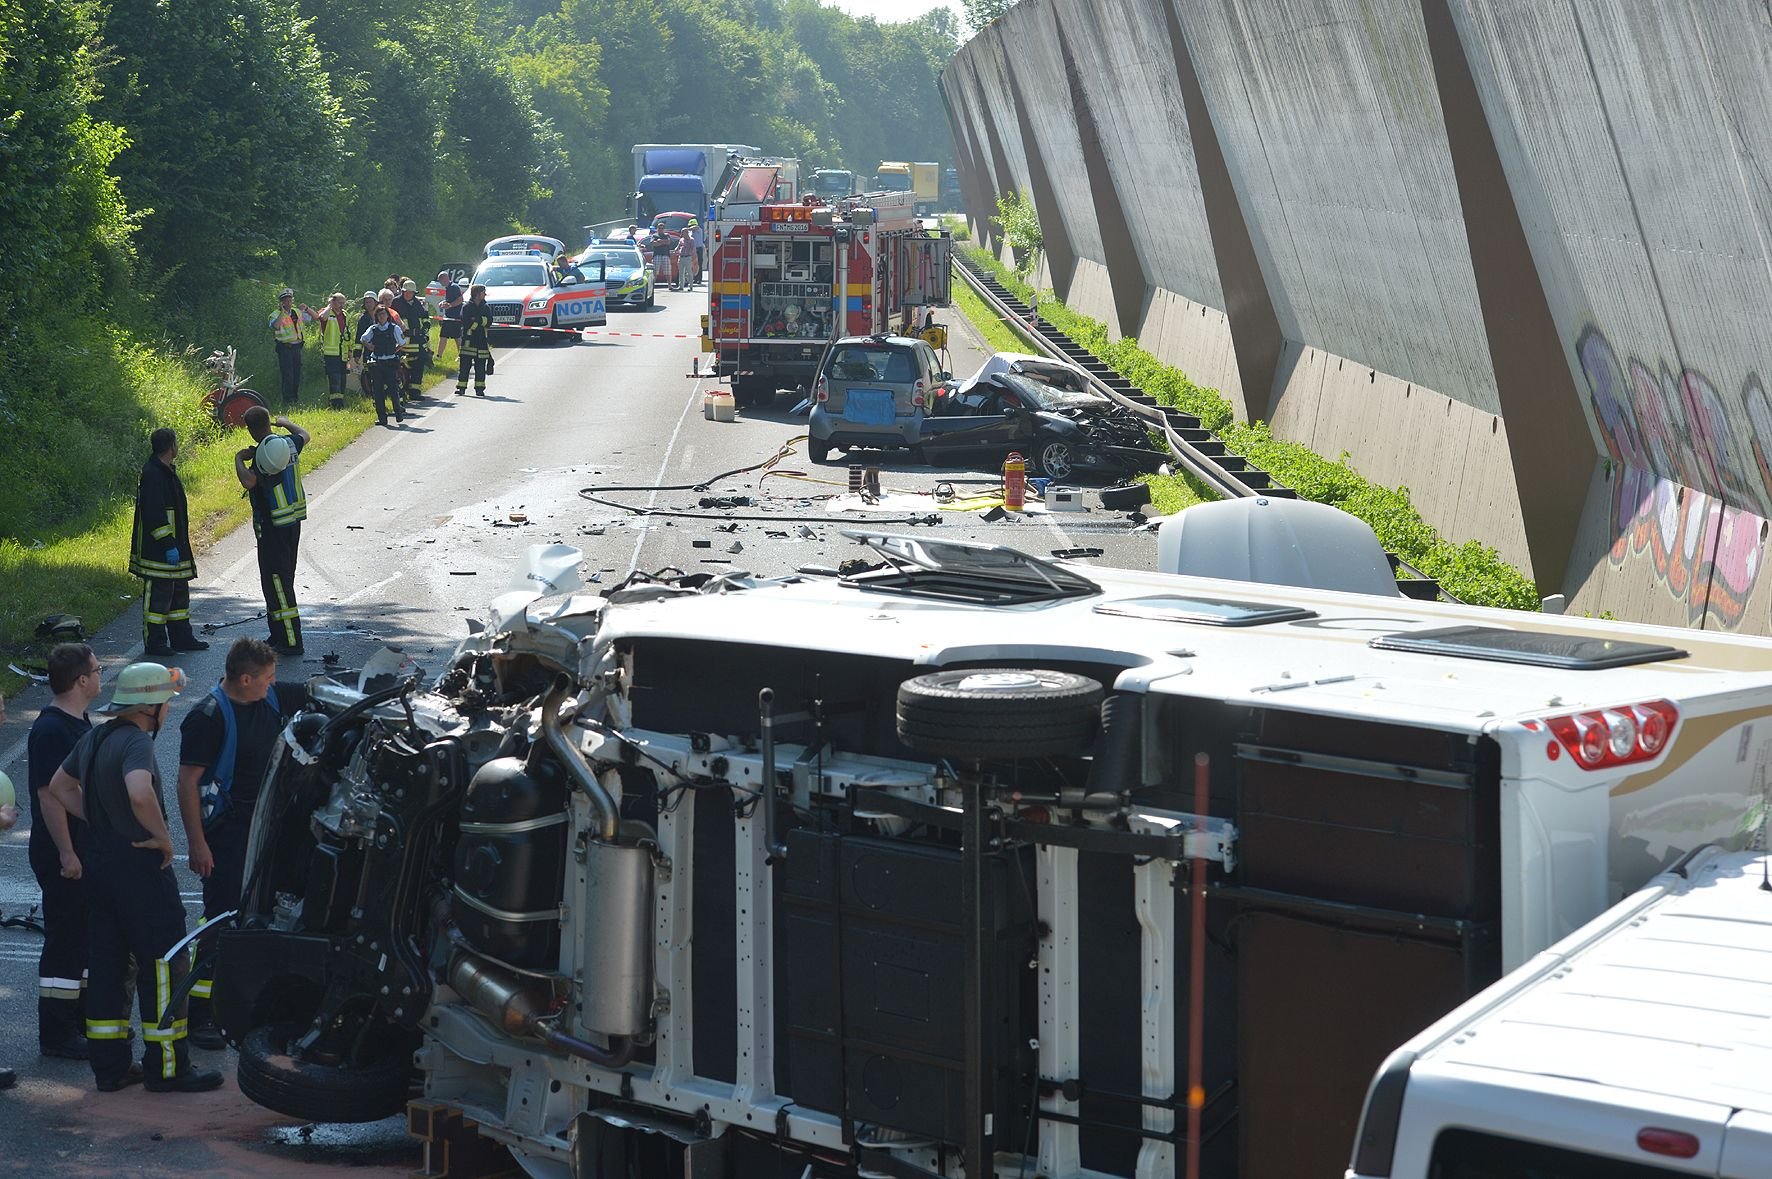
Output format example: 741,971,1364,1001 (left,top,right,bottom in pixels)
1350,844,1772,1178
209,521,1772,1178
